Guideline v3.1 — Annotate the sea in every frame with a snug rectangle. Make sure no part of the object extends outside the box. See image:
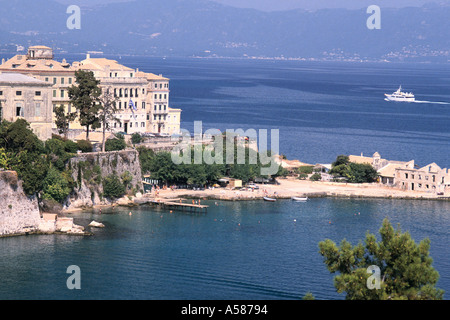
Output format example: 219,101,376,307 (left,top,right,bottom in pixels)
0,56,449,301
